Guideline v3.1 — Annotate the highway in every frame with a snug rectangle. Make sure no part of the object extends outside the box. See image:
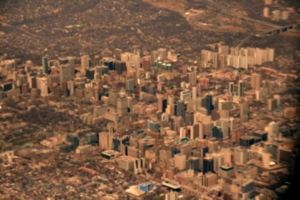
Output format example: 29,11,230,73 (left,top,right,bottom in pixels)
187,0,298,48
